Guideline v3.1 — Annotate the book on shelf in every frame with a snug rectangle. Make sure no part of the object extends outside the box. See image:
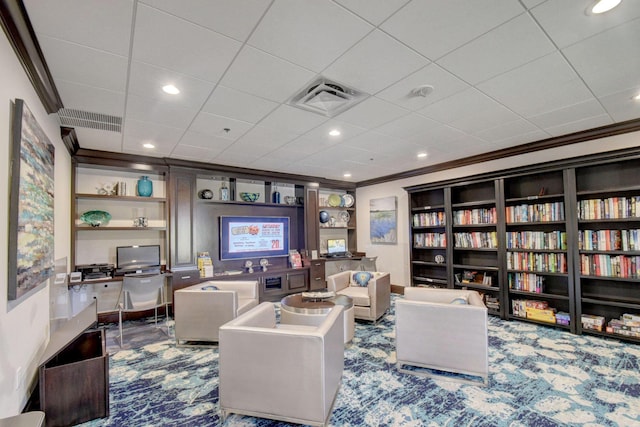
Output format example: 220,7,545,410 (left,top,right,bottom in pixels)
289,250,302,268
